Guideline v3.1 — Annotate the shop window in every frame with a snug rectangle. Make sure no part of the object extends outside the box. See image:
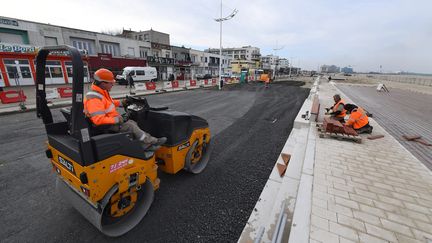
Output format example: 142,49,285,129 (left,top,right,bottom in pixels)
3,59,33,82
20,66,32,78
100,42,120,56
34,60,62,79
70,37,95,54
6,66,18,78
50,67,63,78
65,61,89,78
